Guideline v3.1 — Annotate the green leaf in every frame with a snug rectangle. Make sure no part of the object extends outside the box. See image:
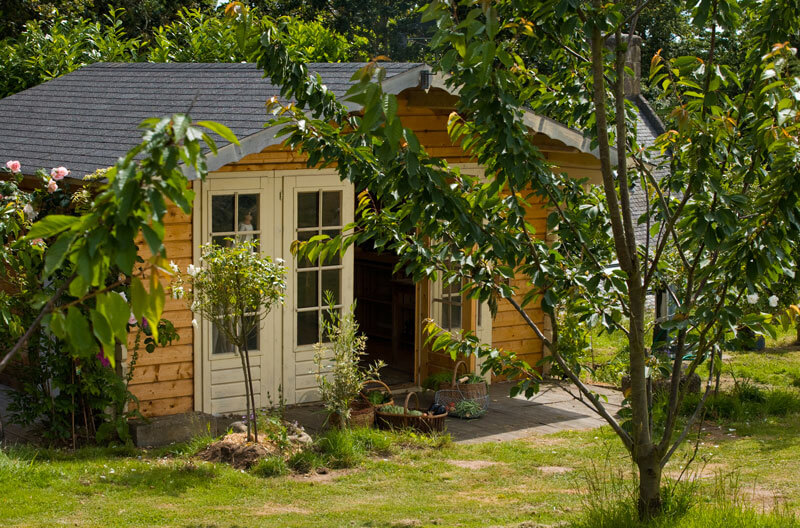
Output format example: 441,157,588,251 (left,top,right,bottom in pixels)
66,306,95,356
69,275,89,298
141,224,165,256
44,231,77,277
131,277,148,322
196,121,240,146
49,310,67,340
90,308,114,351
97,291,132,344
26,215,79,240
